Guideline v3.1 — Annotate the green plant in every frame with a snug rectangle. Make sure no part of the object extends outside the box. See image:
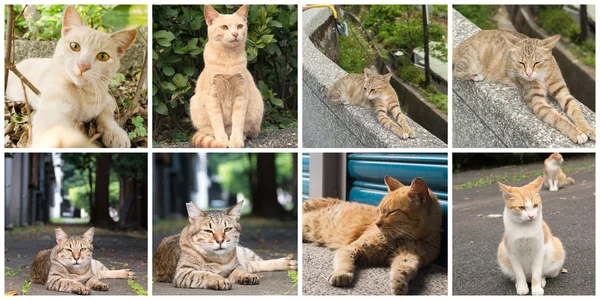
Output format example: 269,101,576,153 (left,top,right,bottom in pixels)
283,270,298,295
339,18,376,74
127,279,148,296
128,115,147,140
454,5,498,30
398,64,425,87
21,280,31,295
169,131,188,143
421,84,448,113
5,267,22,277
